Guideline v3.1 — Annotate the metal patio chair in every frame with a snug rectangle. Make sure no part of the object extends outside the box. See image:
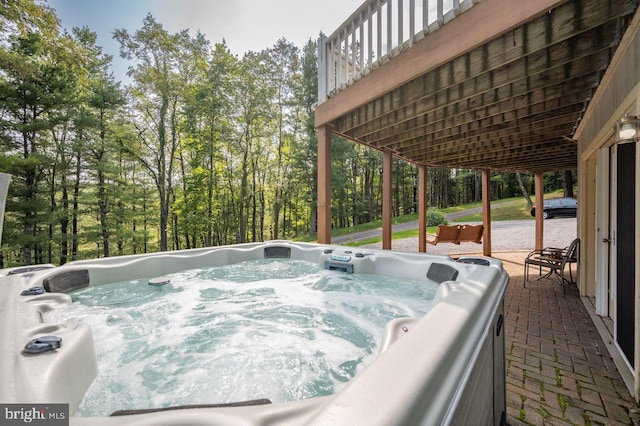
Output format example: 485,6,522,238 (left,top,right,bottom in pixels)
524,238,579,293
